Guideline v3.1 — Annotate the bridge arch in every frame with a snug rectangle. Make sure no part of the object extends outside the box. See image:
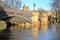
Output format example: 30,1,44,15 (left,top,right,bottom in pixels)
0,14,31,23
